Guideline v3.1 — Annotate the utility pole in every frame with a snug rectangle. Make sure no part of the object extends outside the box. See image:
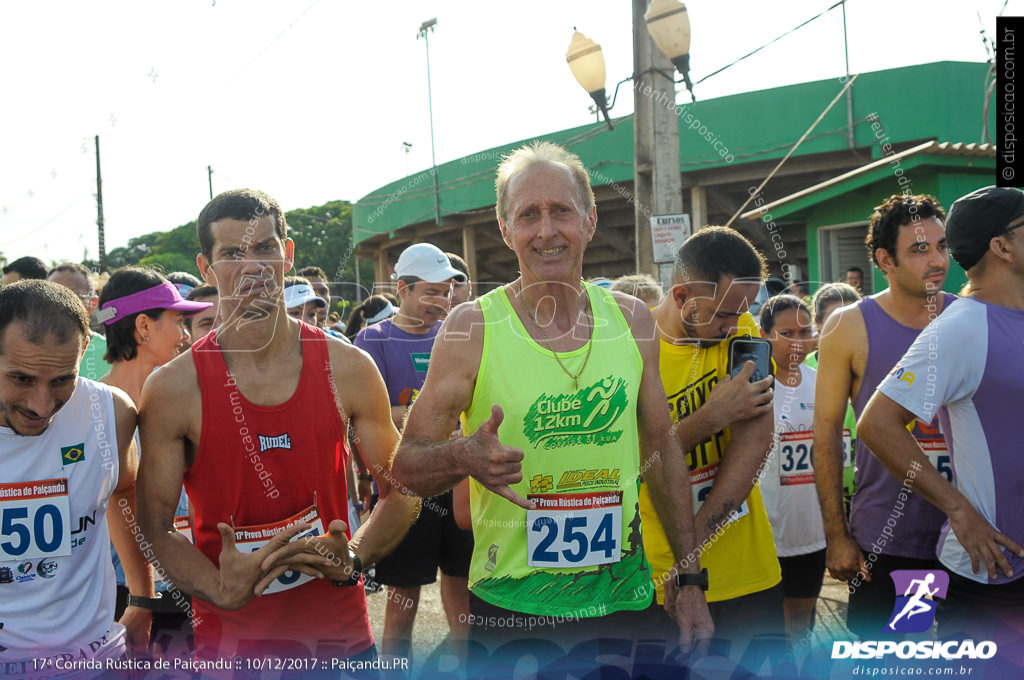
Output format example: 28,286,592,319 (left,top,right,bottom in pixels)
207,165,214,199
418,18,441,225
632,0,683,276
95,135,107,273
